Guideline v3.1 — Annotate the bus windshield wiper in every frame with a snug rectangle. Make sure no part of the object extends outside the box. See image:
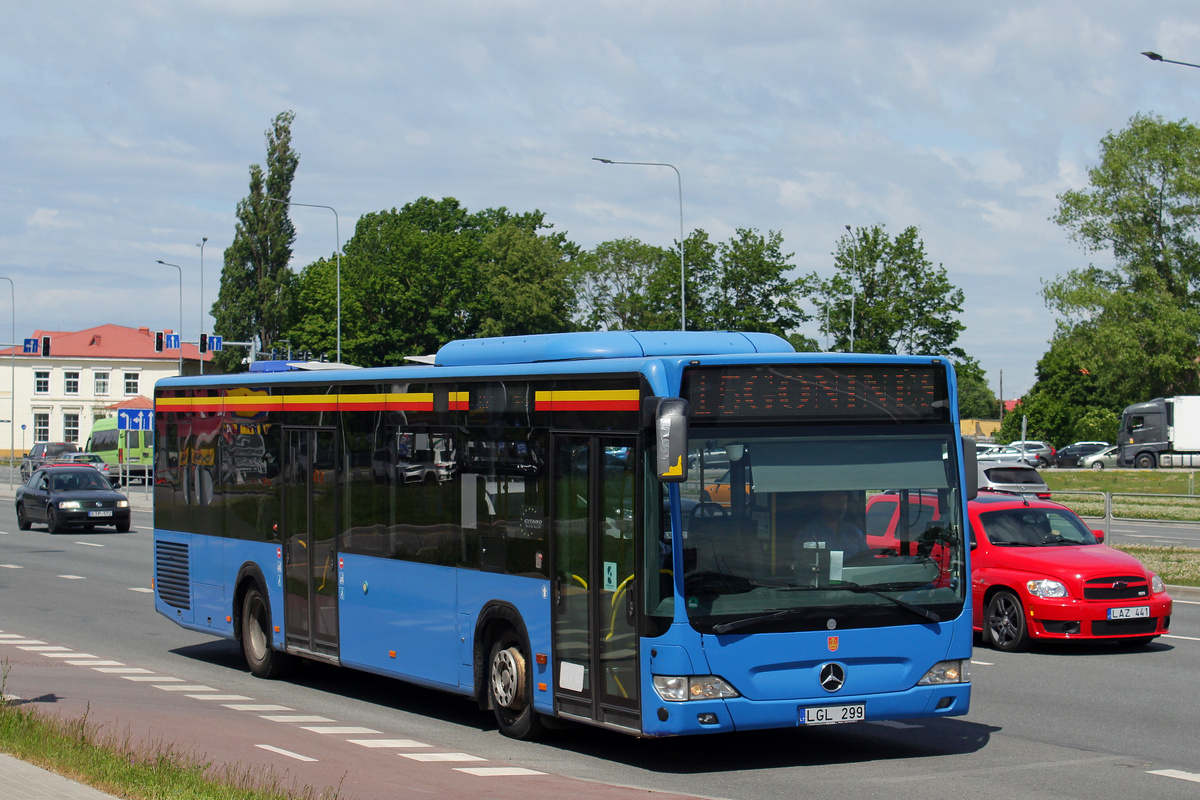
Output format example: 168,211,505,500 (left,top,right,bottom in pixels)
831,581,941,623
711,606,818,635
